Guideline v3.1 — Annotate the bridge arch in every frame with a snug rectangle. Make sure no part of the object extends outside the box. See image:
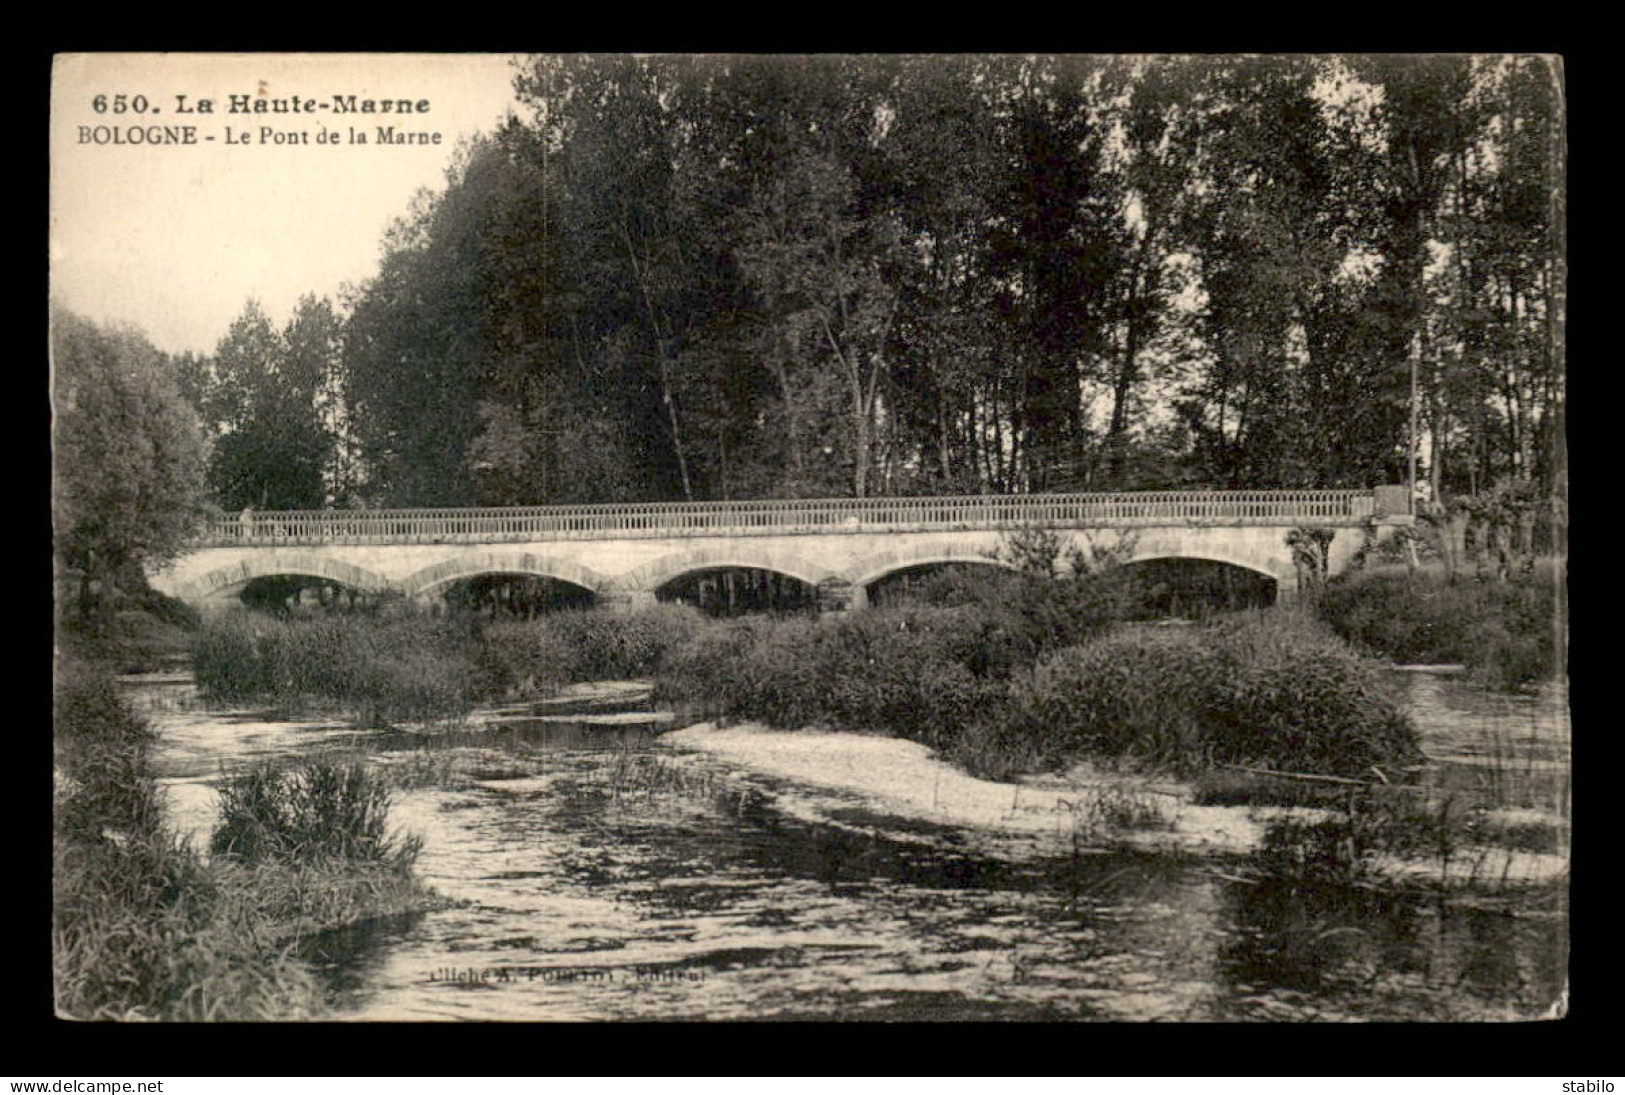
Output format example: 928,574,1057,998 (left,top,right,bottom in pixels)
618,548,838,596
845,544,1020,592
400,552,609,600
1116,548,1289,584
1110,551,1287,613
174,552,393,604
